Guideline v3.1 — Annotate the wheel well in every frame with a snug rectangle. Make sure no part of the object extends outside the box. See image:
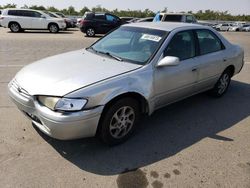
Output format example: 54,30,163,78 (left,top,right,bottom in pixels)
8,21,20,28
102,92,149,115
225,65,235,77
48,22,59,29
96,92,149,136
